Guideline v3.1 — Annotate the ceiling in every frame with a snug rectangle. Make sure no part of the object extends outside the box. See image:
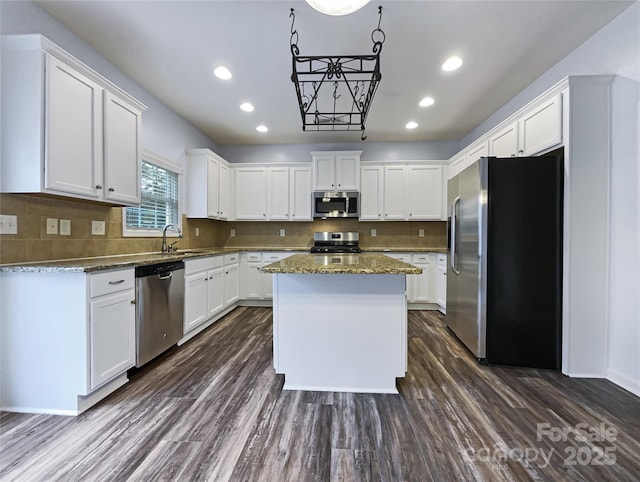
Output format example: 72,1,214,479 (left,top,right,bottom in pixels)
35,0,633,146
